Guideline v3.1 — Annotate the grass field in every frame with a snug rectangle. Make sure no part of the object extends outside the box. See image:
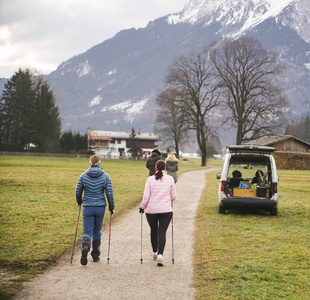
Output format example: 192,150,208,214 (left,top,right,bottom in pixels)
194,168,310,299
0,155,205,298
1,156,310,299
